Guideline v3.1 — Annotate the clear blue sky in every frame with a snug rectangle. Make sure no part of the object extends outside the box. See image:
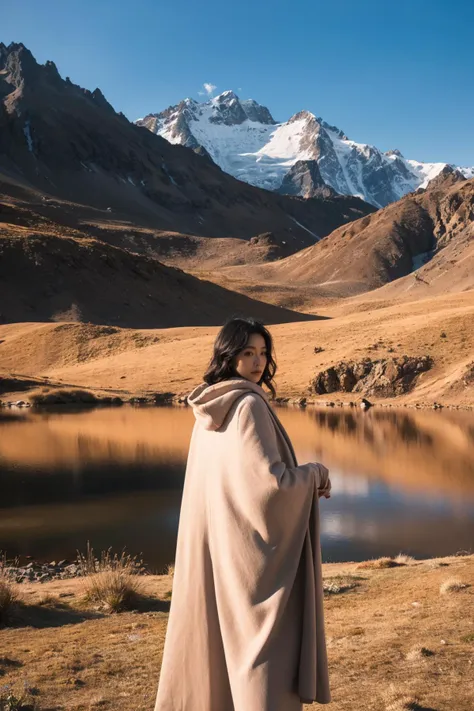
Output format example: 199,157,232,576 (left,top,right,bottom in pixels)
3,0,473,165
